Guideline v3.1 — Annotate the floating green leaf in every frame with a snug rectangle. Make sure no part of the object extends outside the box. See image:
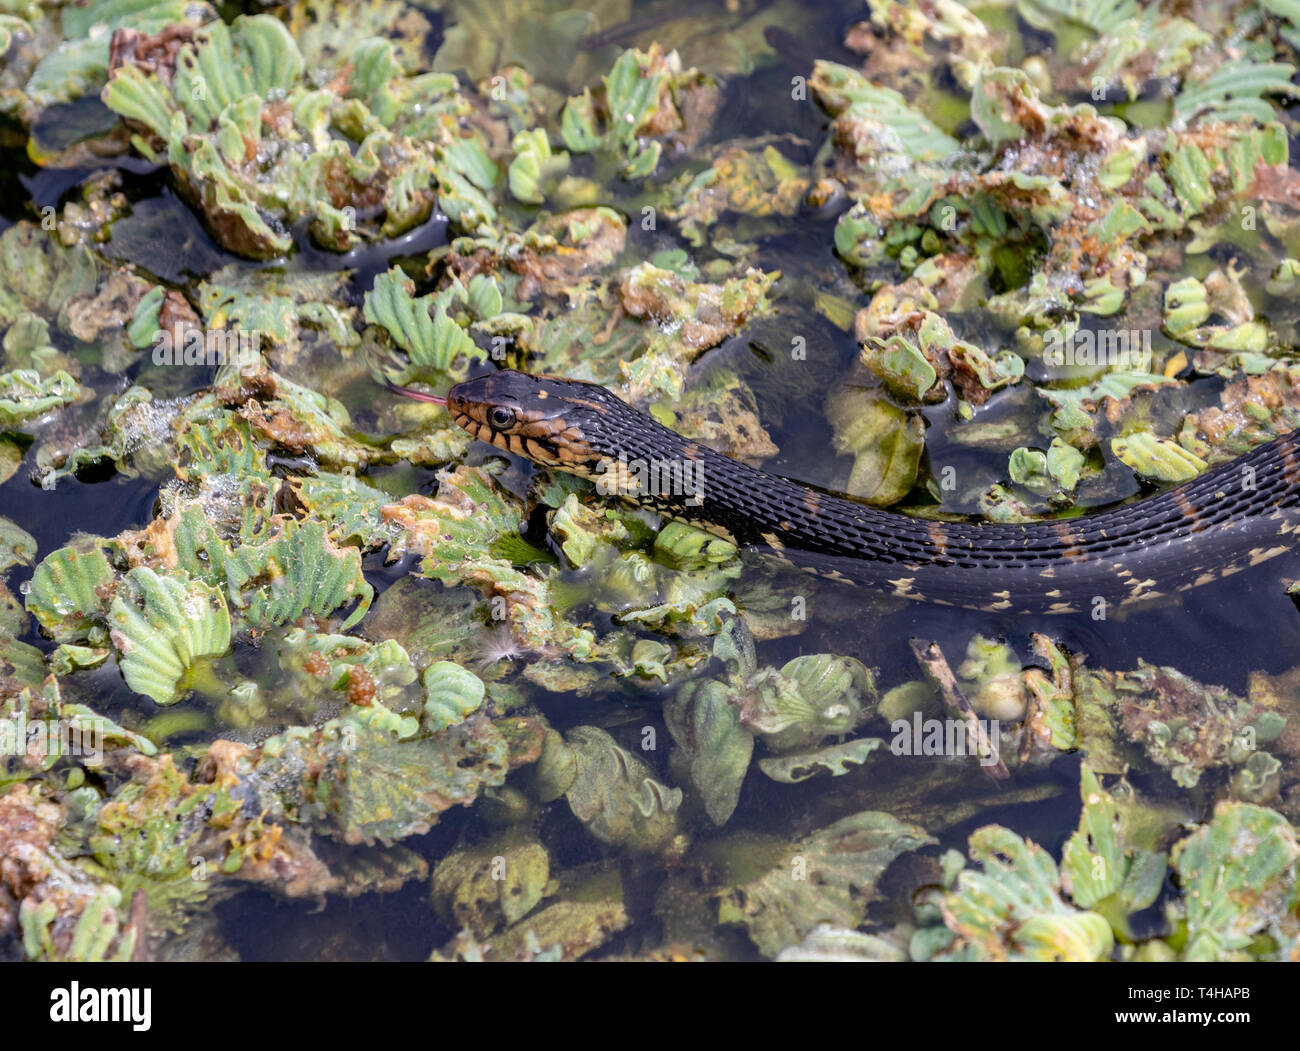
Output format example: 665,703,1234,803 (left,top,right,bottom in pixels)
1173,61,1297,127
508,128,569,204
430,829,550,935
749,653,876,752
757,738,884,783
1016,0,1137,37
0,369,78,428
665,677,753,826
255,709,510,844
422,661,487,733
711,811,934,958
914,825,1114,962
364,267,484,375
1060,767,1167,936
26,543,116,642
107,567,232,705
562,726,682,853
1111,431,1206,482
217,519,373,632
811,61,959,162
1173,802,1300,961
0,518,36,576
826,386,925,503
